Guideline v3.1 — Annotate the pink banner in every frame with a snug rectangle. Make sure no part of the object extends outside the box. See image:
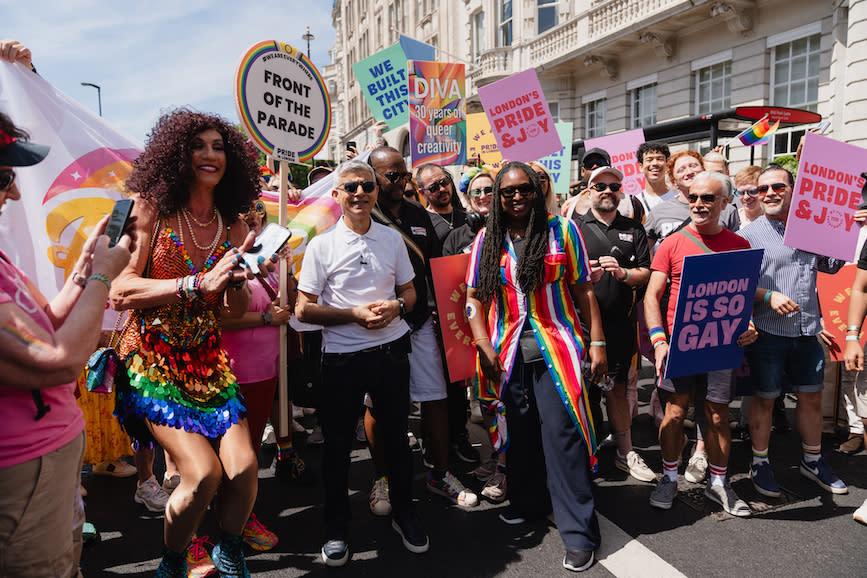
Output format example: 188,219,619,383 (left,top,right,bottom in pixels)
783,132,867,262
477,68,561,162
585,129,646,196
